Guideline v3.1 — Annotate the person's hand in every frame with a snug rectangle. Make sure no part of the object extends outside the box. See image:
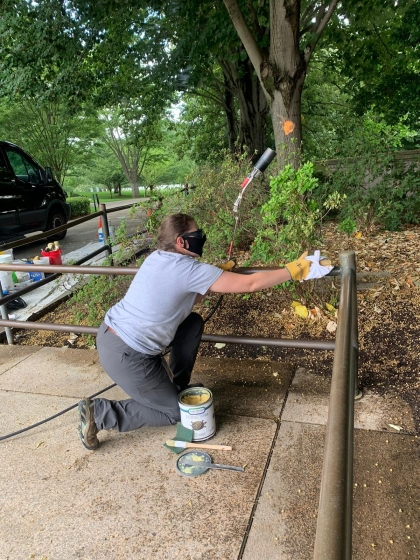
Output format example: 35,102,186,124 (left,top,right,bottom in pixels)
285,251,311,281
217,259,236,271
